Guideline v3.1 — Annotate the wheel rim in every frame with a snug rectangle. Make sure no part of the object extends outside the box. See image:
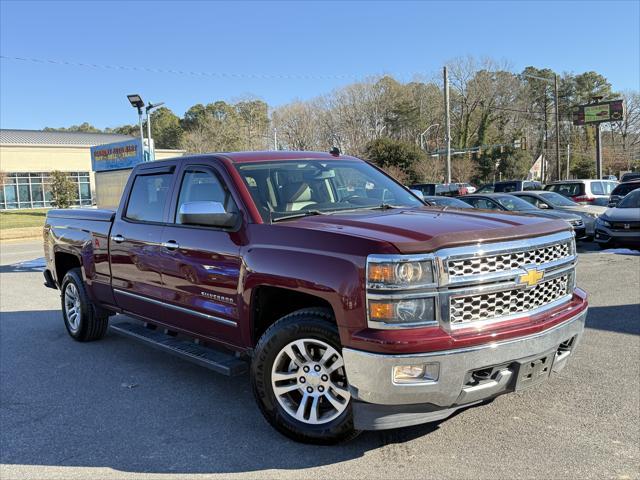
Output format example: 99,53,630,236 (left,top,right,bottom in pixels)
271,338,350,425
64,283,81,333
